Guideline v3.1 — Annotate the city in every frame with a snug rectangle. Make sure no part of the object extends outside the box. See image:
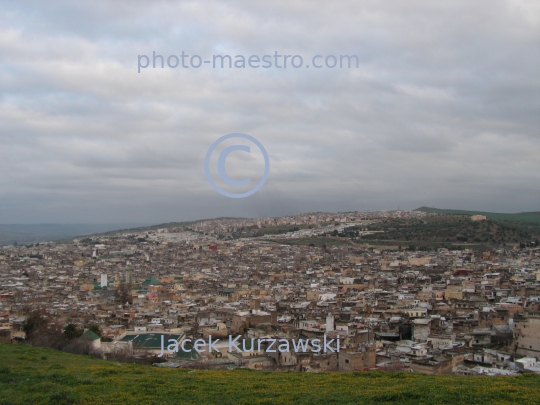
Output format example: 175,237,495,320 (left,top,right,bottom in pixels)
2,210,539,375
2,1,539,402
